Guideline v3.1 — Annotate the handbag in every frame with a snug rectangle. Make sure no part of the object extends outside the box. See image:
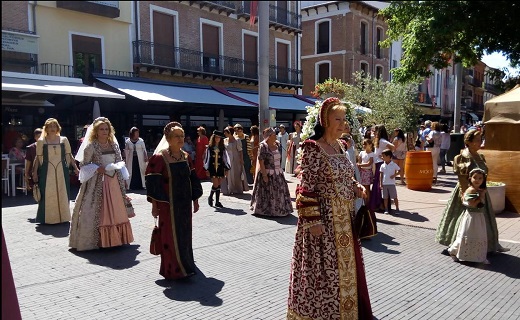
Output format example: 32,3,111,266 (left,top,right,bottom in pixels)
353,202,377,239
33,184,41,203
149,217,162,255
